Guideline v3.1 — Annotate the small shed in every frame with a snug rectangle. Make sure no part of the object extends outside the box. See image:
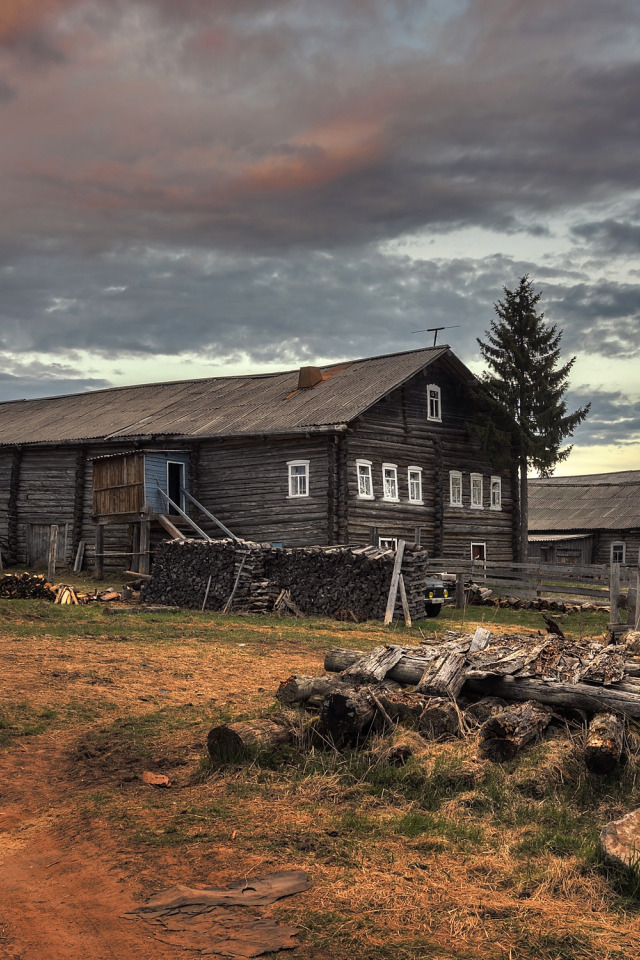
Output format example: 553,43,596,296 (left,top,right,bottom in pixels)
529,471,640,567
